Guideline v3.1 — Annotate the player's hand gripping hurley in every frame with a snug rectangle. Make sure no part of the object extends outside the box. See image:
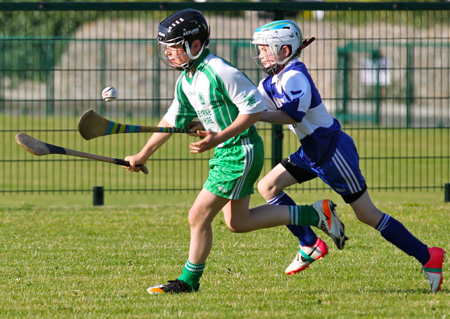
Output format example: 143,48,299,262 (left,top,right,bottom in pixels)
15,132,149,174
78,109,190,140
